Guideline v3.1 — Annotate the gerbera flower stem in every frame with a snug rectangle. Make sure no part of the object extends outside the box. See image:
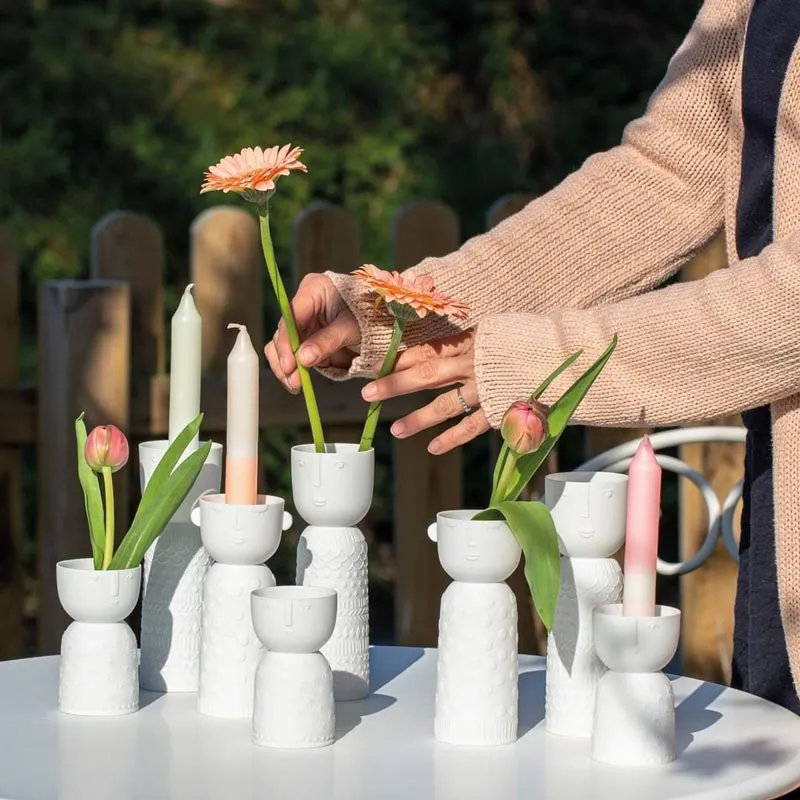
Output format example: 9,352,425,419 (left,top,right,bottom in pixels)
359,317,405,452
258,207,326,453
